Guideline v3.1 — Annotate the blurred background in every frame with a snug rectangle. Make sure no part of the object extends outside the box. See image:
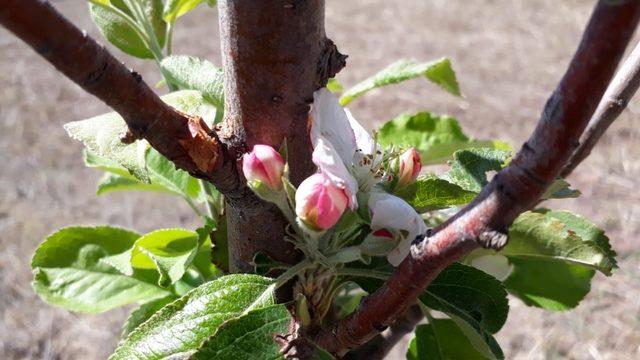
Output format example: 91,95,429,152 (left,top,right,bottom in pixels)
1,0,639,359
